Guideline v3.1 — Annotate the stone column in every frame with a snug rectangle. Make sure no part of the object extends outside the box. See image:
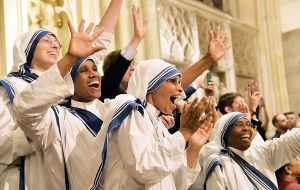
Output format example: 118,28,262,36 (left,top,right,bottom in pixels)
256,0,290,114
141,0,161,59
